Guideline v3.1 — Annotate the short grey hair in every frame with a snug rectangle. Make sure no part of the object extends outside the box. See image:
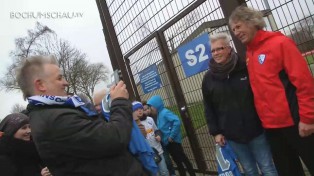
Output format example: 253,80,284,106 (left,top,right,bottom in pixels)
16,55,58,99
229,6,266,30
210,33,231,46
